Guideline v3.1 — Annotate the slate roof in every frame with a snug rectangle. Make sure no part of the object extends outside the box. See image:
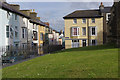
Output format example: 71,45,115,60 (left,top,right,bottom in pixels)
63,7,111,19
63,9,103,19
0,2,30,19
101,7,111,13
0,2,48,27
30,19,48,27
